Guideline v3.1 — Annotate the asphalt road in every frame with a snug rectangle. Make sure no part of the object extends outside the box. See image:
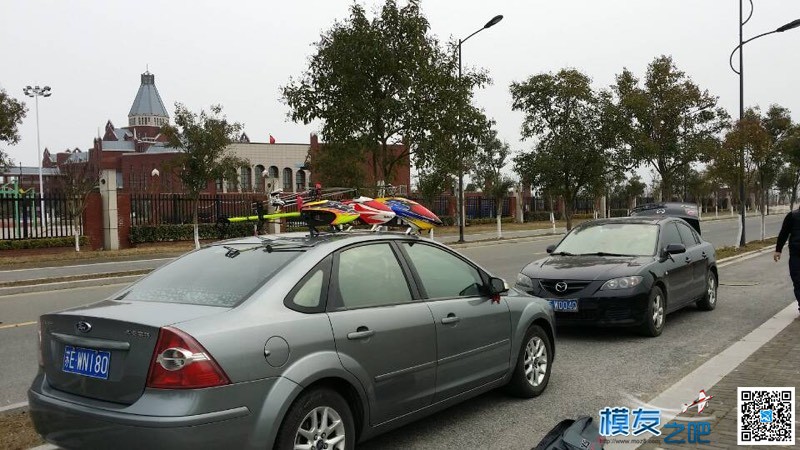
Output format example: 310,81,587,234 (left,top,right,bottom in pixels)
0,213,785,285
0,238,795,450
